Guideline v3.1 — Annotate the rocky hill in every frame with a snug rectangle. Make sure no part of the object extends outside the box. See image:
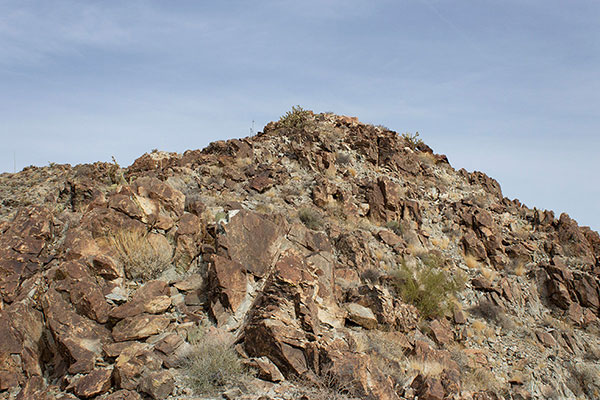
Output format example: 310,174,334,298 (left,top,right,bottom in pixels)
1,110,599,400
